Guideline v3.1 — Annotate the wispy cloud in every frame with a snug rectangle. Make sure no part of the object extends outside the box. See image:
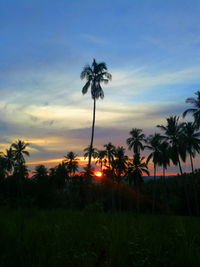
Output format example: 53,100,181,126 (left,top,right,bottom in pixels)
110,65,200,93
81,34,108,45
